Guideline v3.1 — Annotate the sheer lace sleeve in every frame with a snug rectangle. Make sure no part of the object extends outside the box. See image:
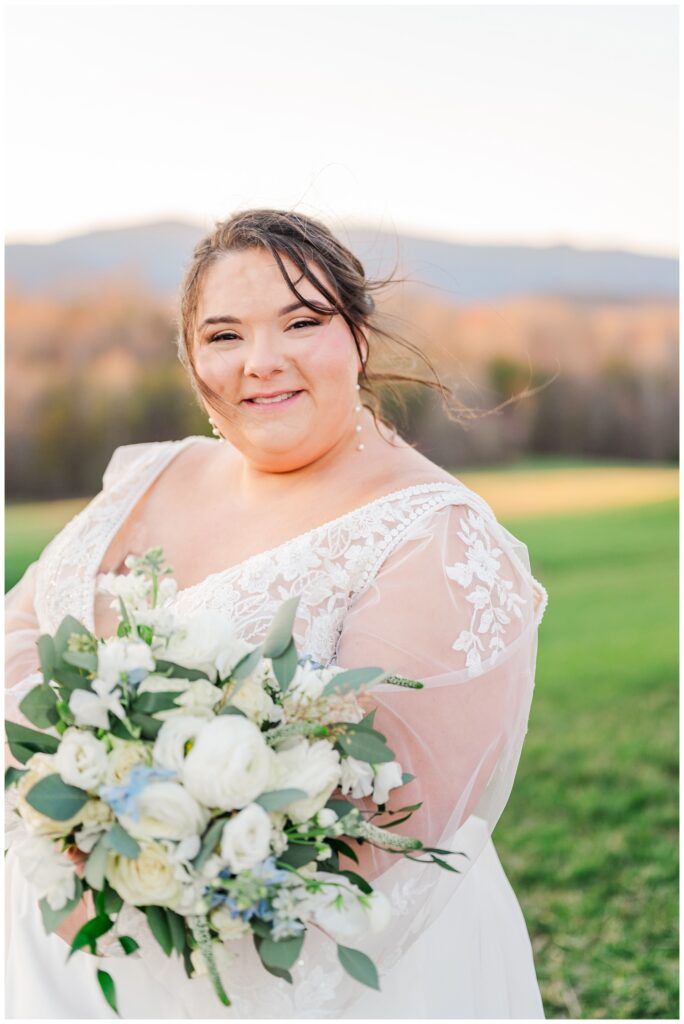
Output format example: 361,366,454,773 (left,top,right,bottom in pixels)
332,500,547,972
